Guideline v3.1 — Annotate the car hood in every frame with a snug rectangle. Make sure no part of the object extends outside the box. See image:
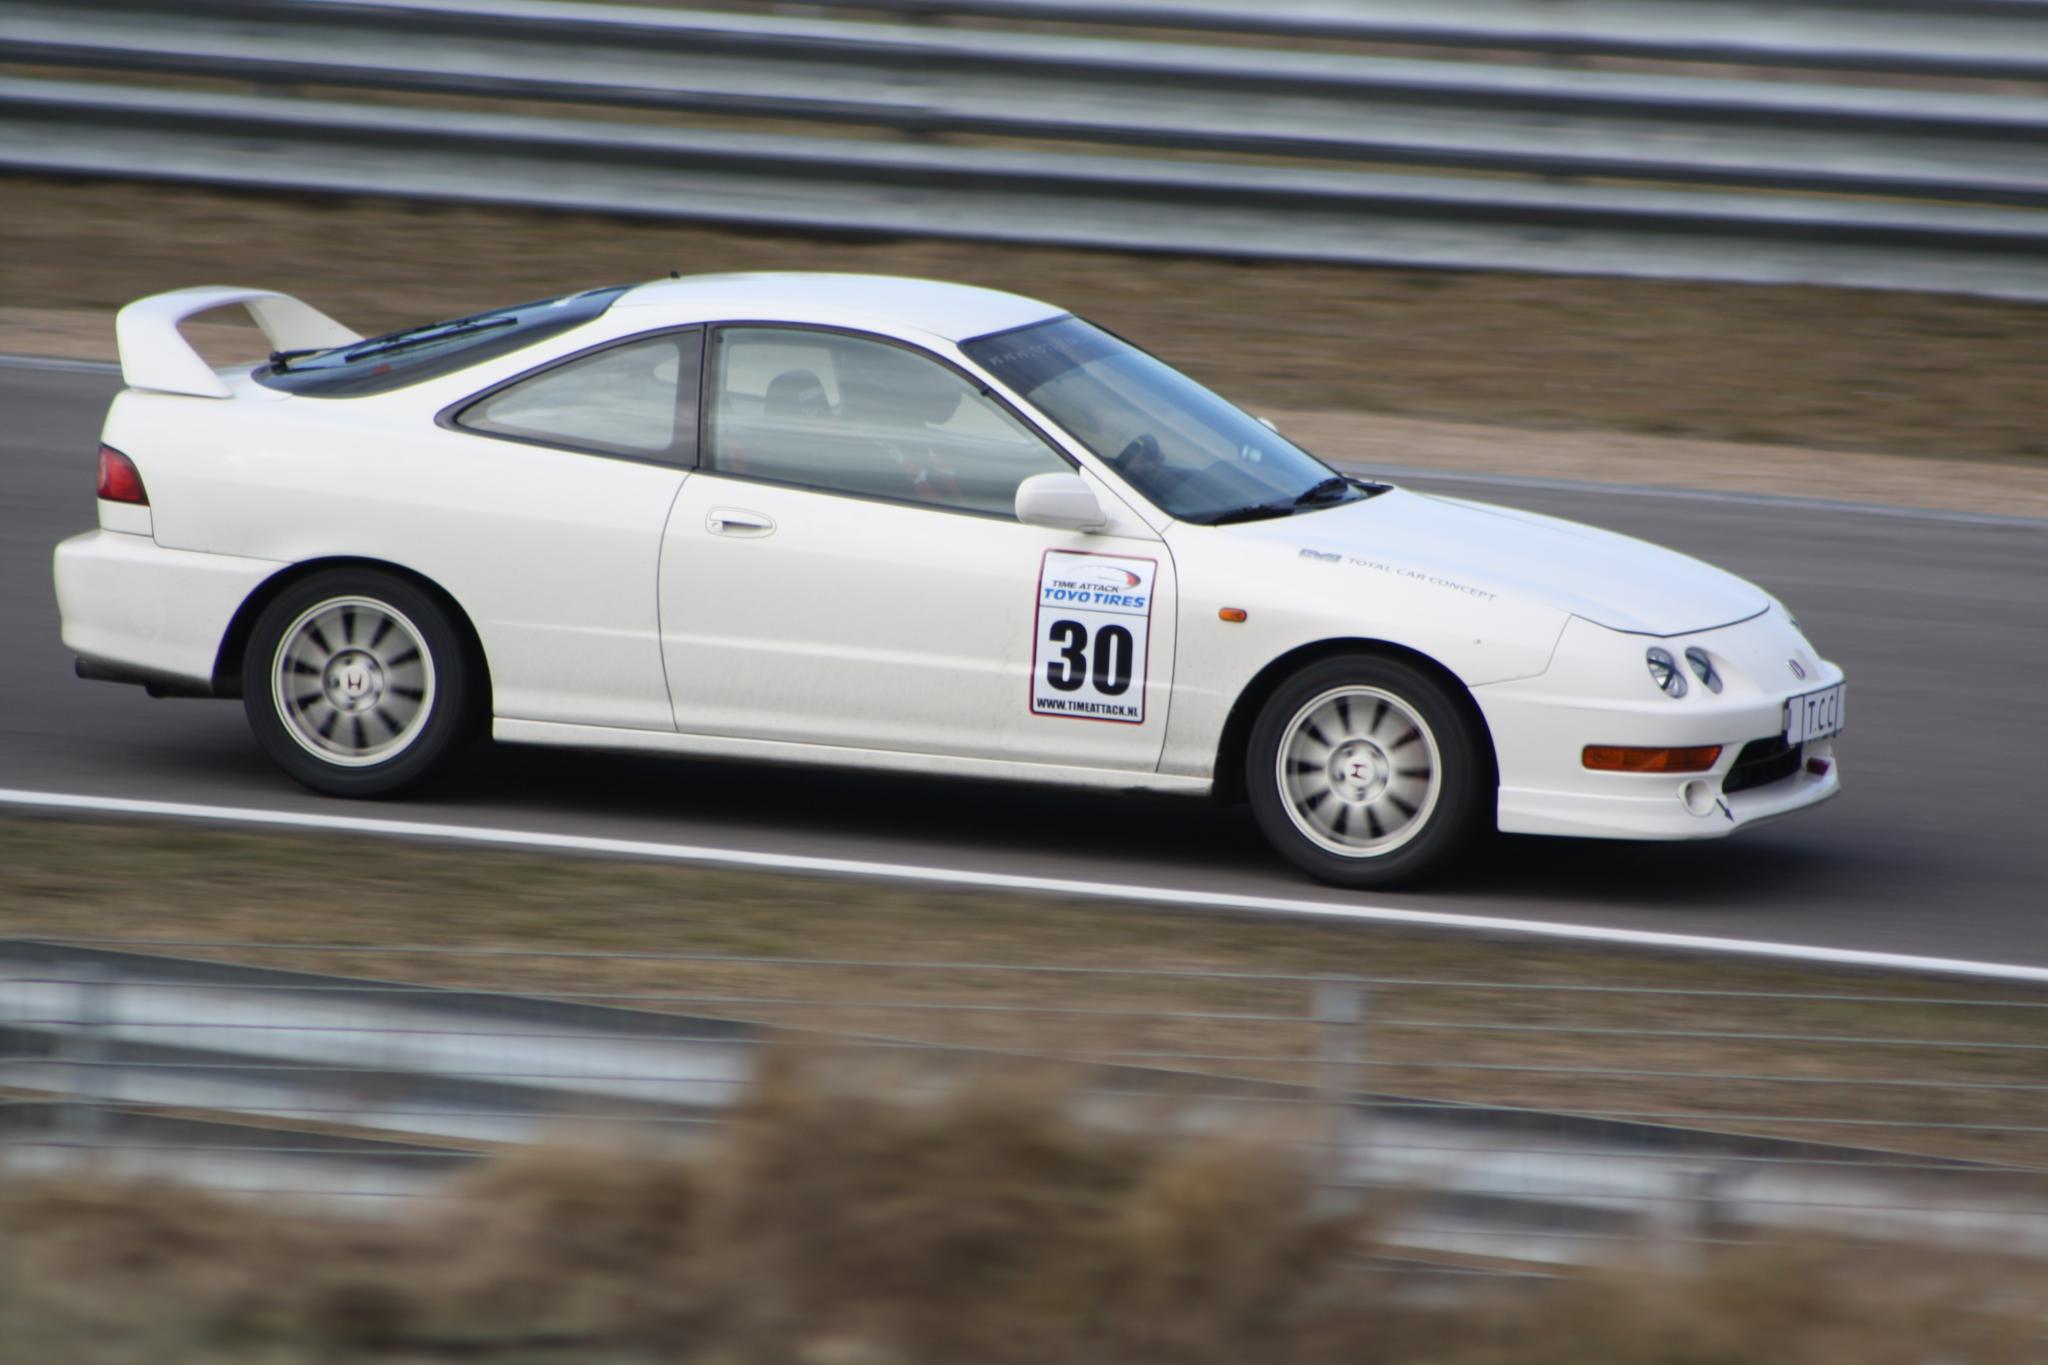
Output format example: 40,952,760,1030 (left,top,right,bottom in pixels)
1219,487,1770,636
